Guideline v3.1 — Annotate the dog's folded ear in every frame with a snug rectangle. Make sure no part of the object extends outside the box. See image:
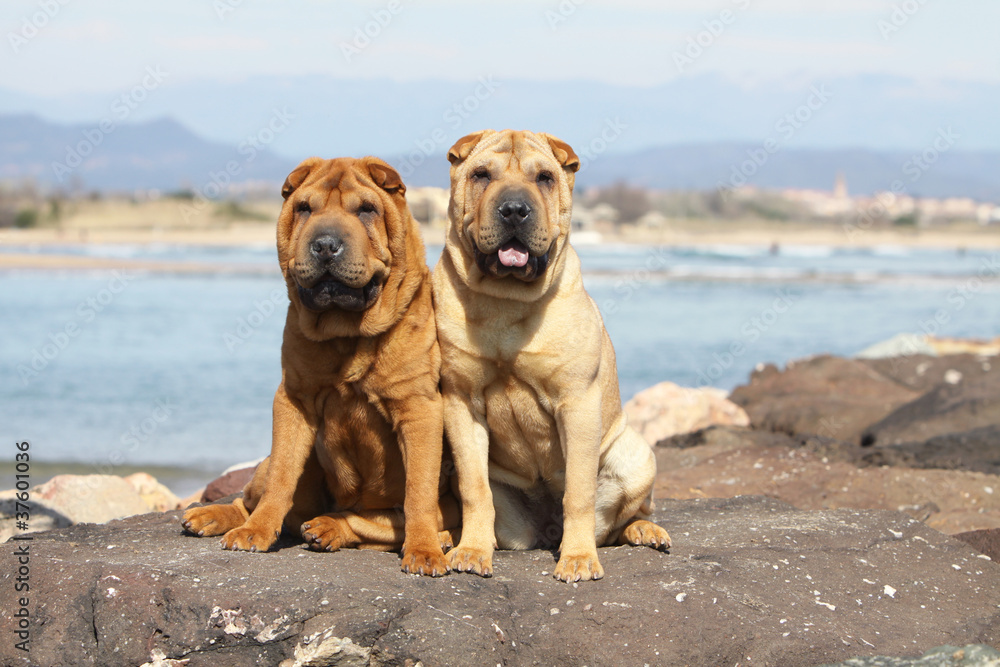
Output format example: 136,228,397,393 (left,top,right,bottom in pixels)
282,157,324,199
543,134,580,174
447,131,488,165
367,159,406,196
